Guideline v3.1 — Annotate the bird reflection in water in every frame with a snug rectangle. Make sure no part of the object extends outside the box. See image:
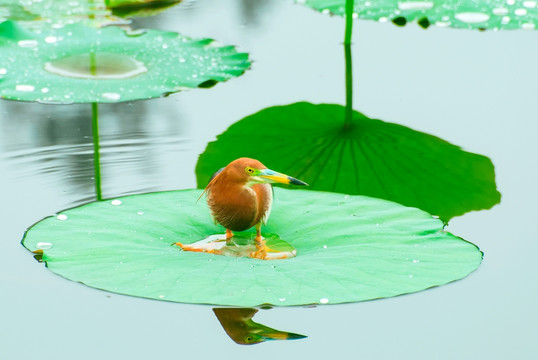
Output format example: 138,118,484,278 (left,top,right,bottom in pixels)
213,308,307,345
177,158,307,260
